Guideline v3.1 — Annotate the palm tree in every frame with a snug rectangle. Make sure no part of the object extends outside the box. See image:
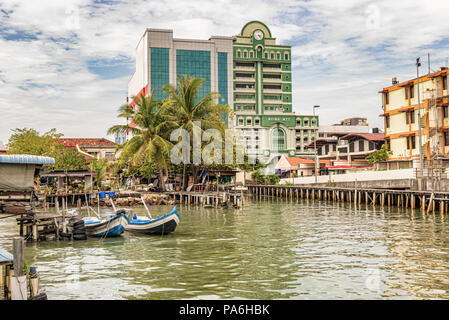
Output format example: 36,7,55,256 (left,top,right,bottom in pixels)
163,75,230,190
107,90,175,191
